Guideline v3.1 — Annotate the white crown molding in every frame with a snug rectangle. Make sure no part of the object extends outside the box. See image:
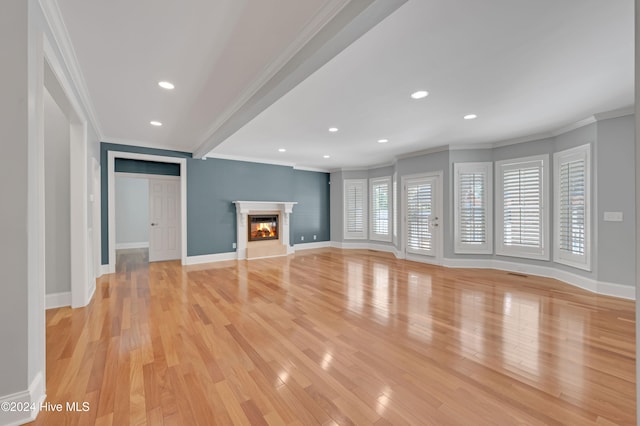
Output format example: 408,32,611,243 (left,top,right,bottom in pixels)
448,143,495,151
102,137,192,155
205,153,331,173
395,145,450,161
593,106,635,121
336,161,396,173
293,165,331,173
550,116,597,137
39,0,103,139
205,152,296,168
490,131,556,148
